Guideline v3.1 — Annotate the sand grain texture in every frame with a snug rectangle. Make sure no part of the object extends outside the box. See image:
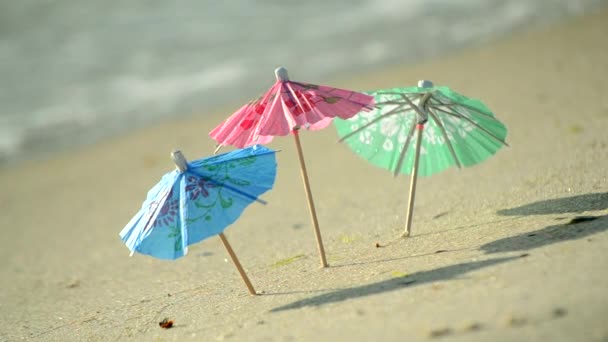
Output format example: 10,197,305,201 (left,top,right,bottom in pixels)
1,10,608,342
